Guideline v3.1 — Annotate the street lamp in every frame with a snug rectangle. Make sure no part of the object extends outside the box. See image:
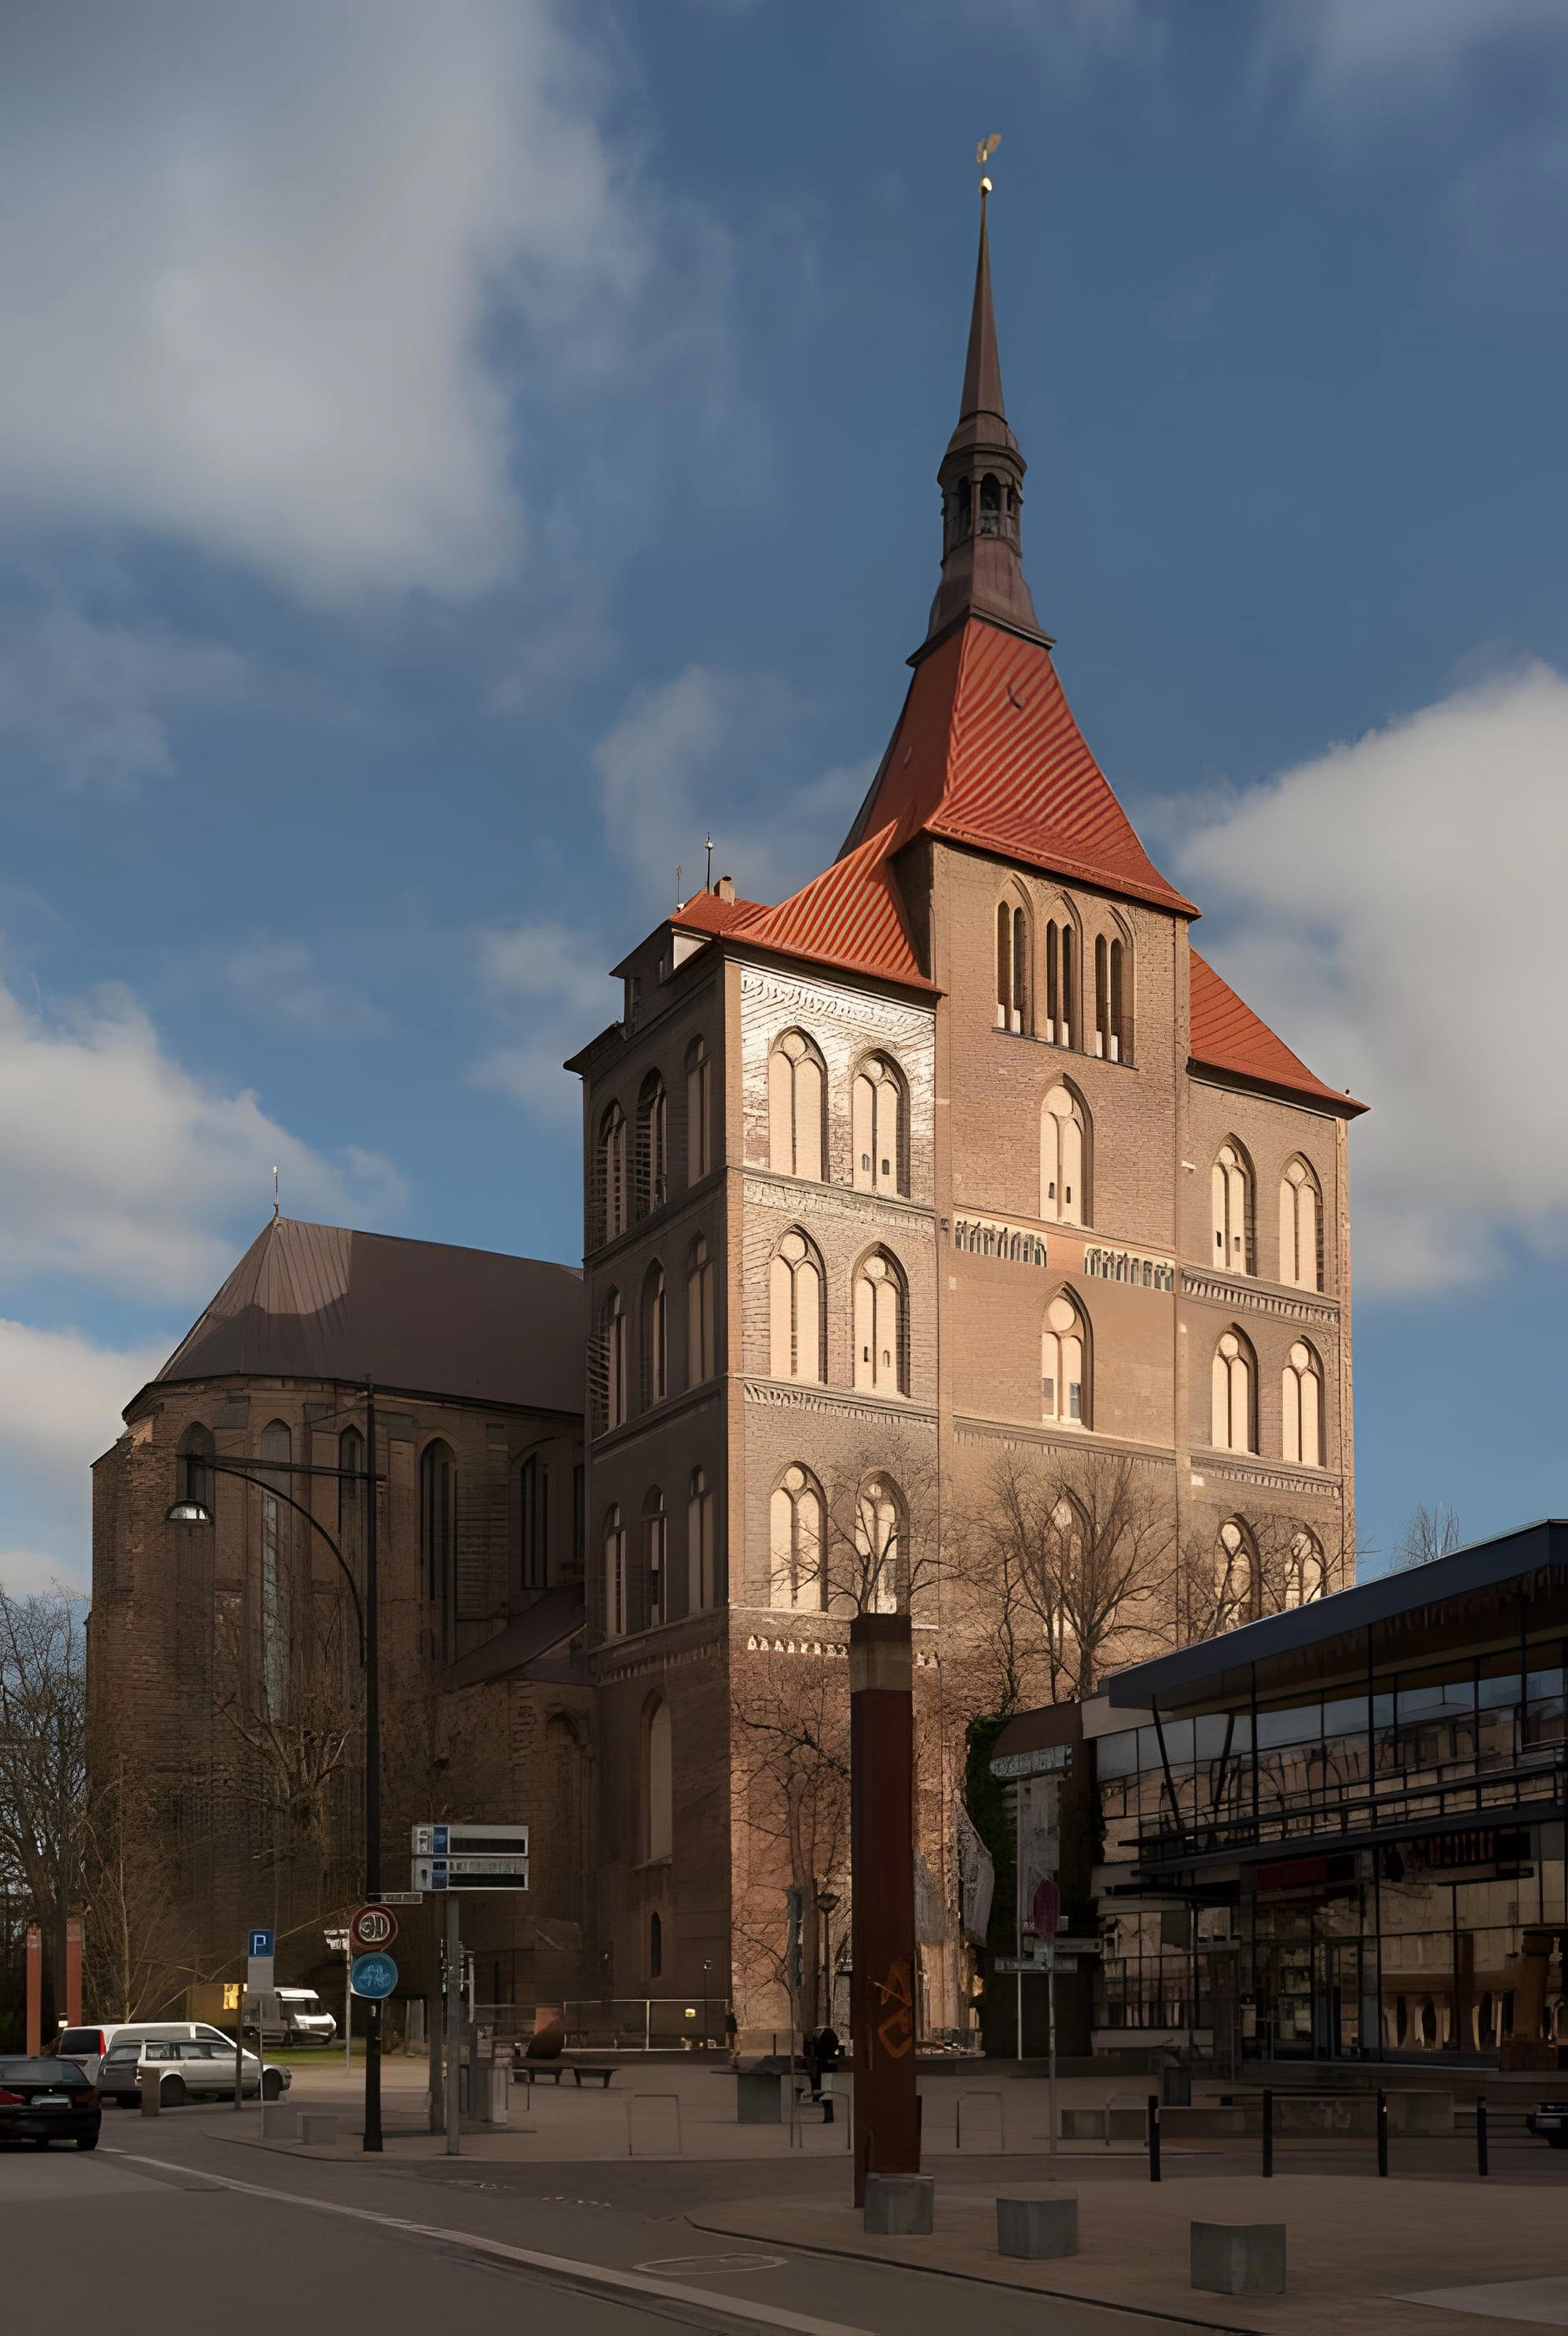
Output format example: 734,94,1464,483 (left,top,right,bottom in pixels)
815,1890,840,2033
165,1377,384,2151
